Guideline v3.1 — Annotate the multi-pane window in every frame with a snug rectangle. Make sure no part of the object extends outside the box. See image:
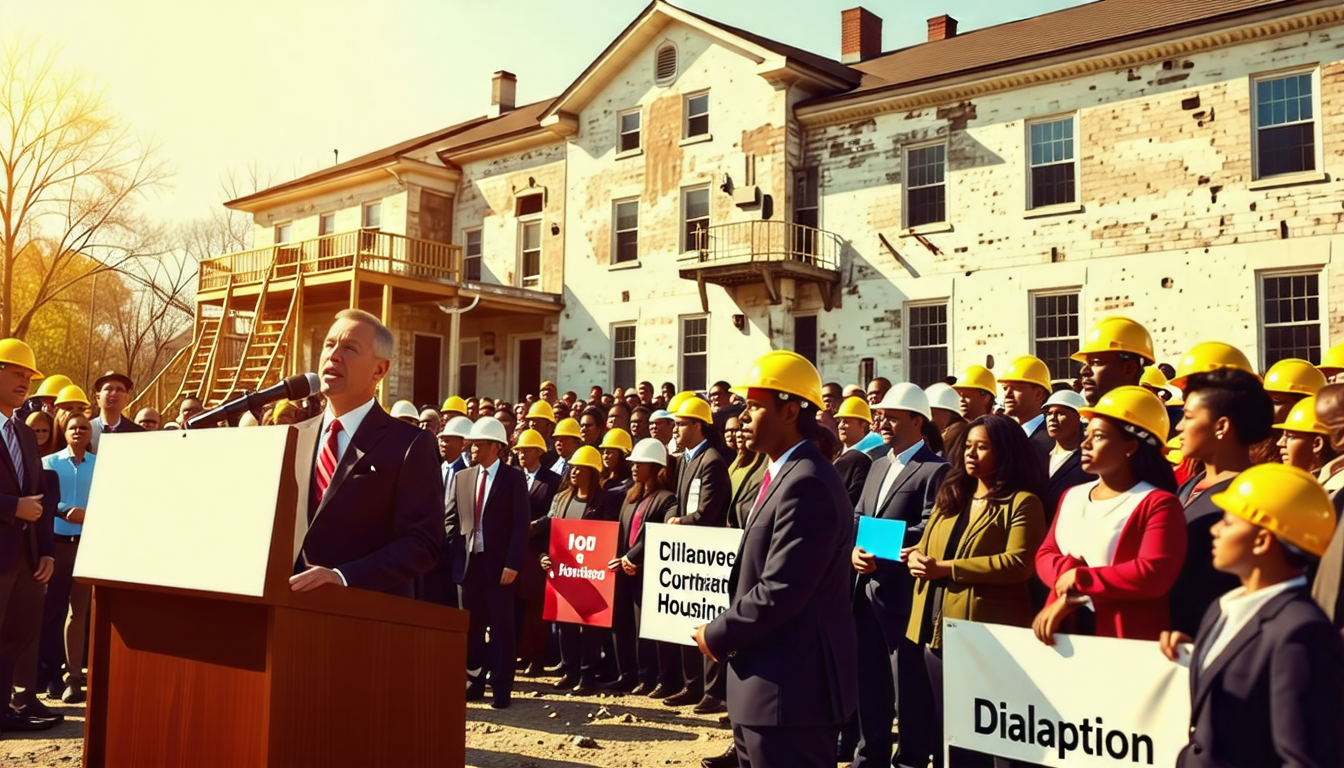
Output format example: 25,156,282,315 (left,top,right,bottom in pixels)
685,92,710,138
459,339,479,398
519,221,541,288
275,223,292,244
362,201,382,229
682,316,708,392
905,144,946,227
1028,117,1076,208
793,167,819,258
613,200,639,264
793,314,818,367
683,186,710,252
1033,291,1082,381
463,228,482,281
1261,273,1322,365
906,303,949,388
1254,73,1316,179
612,324,637,391
619,109,641,153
